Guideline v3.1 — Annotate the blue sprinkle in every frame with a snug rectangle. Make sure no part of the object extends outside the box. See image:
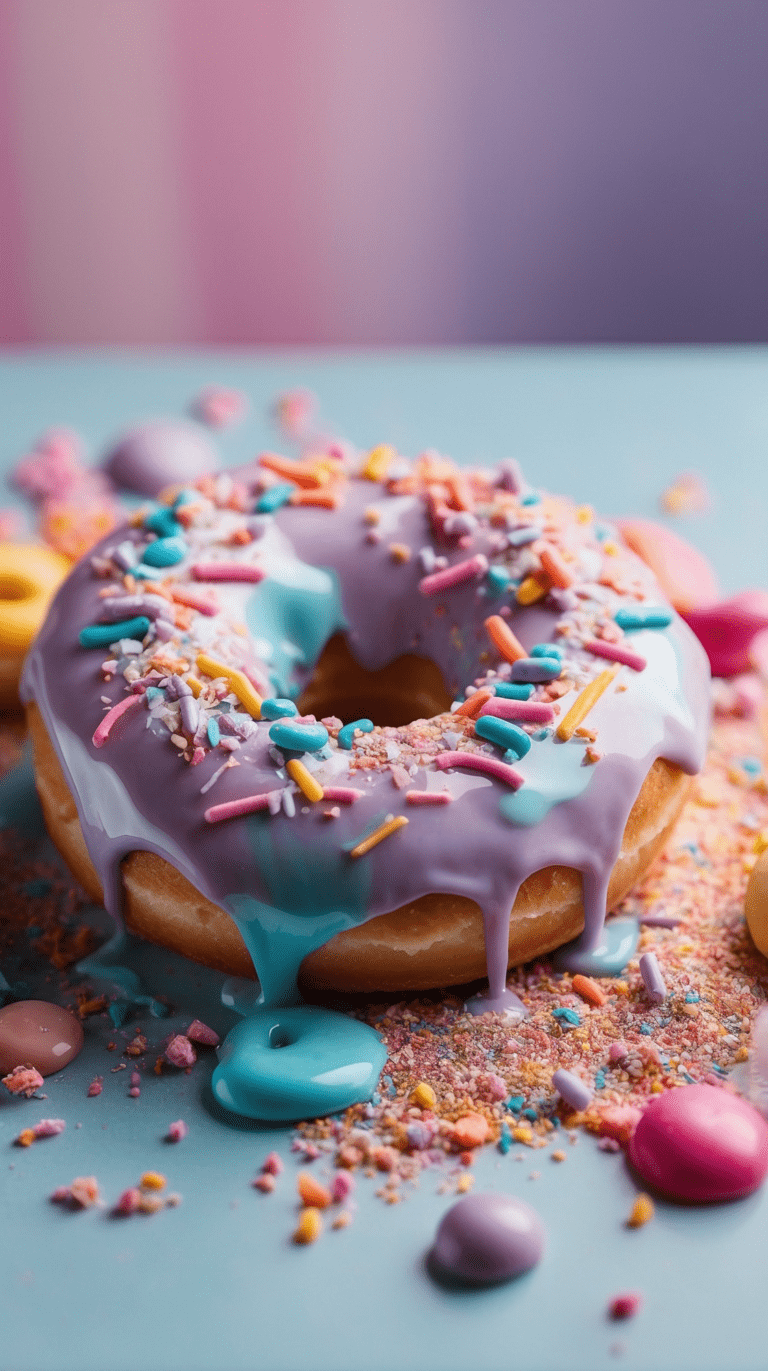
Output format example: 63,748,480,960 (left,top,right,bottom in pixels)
260,697,299,721
141,535,188,568
144,507,182,538
474,714,531,758
594,1070,606,1089
685,991,700,1003
552,1006,580,1026
494,681,534,700
486,565,511,594
522,1107,538,1122
614,606,673,631
257,483,295,513
530,642,563,660
507,1095,524,1114
172,488,199,507
207,717,220,748
382,1074,397,1098
79,616,151,648
741,756,762,776
498,1121,512,1155
532,726,552,740
506,524,542,547
639,1023,652,1035
520,492,541,506
269,719,329,753
594,523,615,542
510,656,562,683
338,718,374,750
145,686,163,703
